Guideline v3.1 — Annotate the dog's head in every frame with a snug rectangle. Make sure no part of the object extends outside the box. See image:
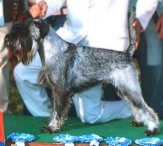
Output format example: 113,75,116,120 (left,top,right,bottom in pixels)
4,19,50,65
